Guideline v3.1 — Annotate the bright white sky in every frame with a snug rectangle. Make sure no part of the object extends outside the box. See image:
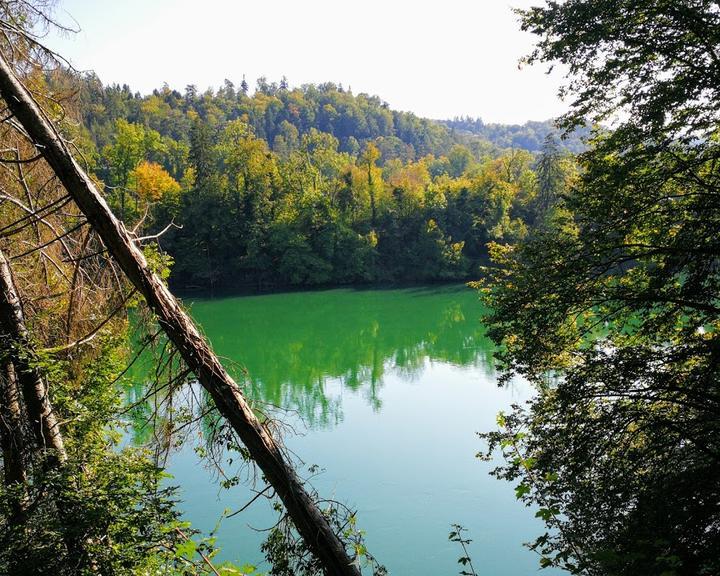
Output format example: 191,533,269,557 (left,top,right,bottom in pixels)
45,0,566,125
